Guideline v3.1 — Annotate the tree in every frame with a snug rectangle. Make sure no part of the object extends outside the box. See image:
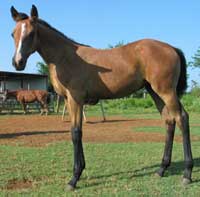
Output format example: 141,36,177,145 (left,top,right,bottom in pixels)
108,41,125,49
189,47,200,68
190,80,200,97
188,47,200,88
37,62,54,92
37,62,49,75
